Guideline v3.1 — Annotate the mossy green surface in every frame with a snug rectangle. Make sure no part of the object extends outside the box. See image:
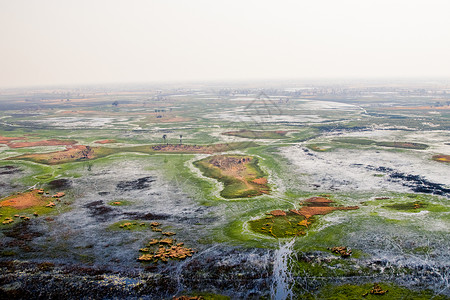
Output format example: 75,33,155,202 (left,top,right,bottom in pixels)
248,212,308,238
296,283,449,300
384,201,427,211
108,220,149,231
333,138,429,150
193,155,269,199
